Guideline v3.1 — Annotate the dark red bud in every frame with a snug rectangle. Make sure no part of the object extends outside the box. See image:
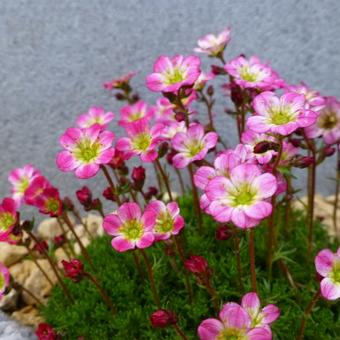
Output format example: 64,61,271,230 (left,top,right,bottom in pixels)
35,323,58,340
211,65,227,75
290,138,302,147
62,196,74,211
184,255,209,274
115,92,125,101
166,149,177,165
62,259,84,283
323,145,335,157
76,186,92,207
144,186,158,200
150,309,177,328
175,112,186,122
207,85,214,97
253,141,279,154
215,225,232,241
158,142,169,158
54,235,65,247
294,156,315,168
102,187,117,202
33,241,49,255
